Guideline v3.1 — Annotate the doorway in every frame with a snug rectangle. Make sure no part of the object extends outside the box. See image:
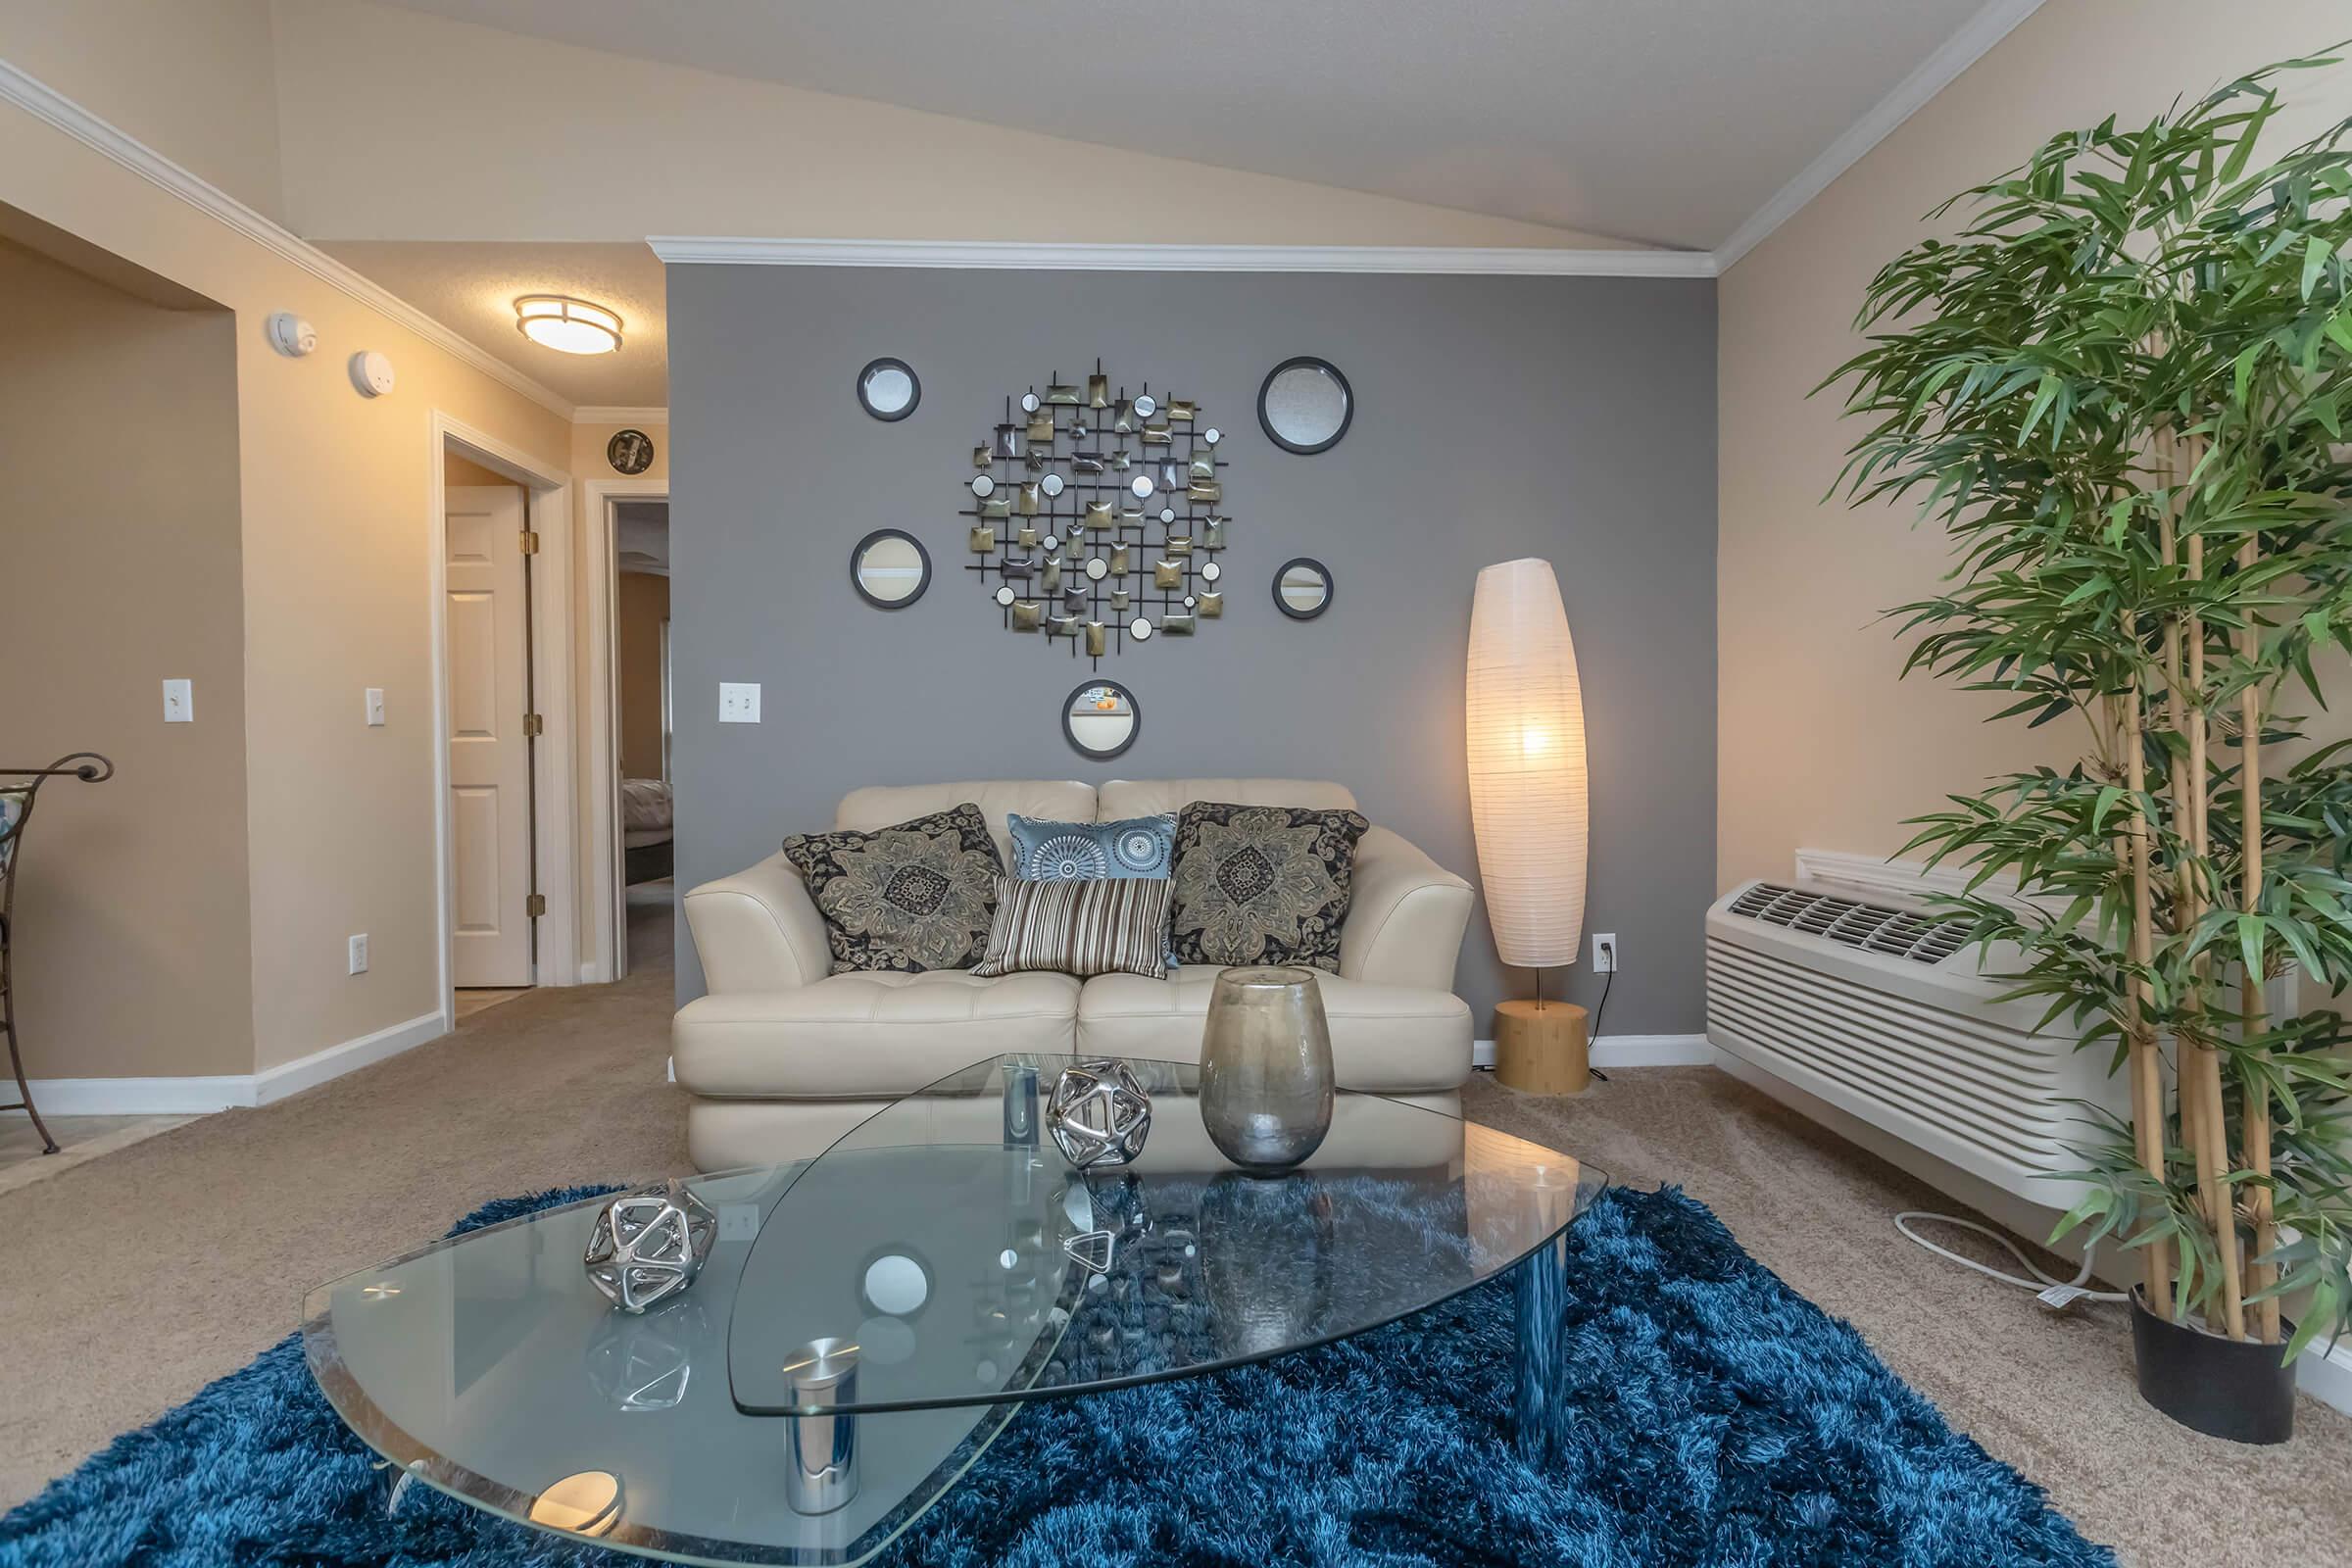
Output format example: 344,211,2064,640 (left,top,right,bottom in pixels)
613,500,674,975
430,416,576,1029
